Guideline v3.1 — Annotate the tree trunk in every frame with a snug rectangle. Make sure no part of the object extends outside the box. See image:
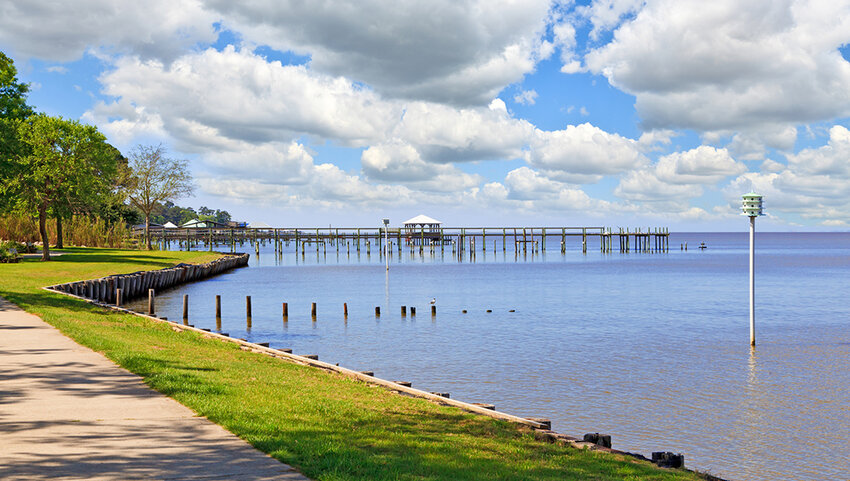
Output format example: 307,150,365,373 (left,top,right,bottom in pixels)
145,213,152,250
55,216,64,249
39,206,51,261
